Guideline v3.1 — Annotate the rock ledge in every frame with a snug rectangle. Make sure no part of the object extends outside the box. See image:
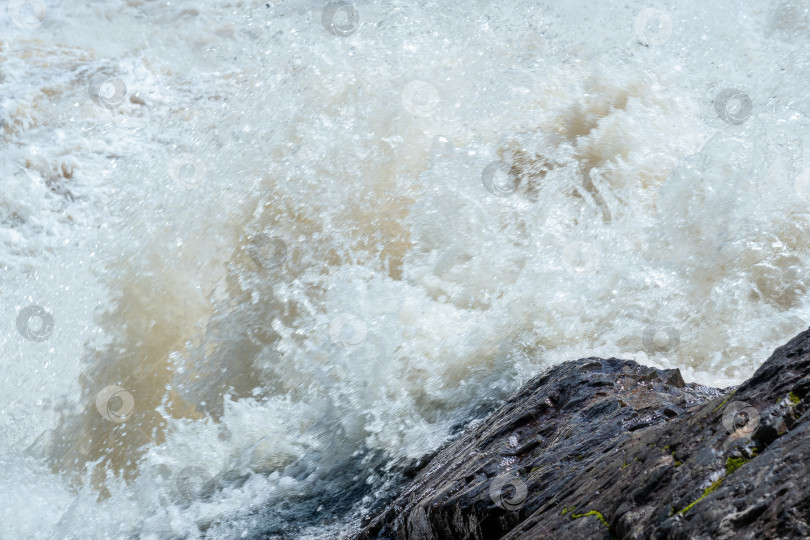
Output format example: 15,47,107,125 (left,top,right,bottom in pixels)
353,328,810,539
